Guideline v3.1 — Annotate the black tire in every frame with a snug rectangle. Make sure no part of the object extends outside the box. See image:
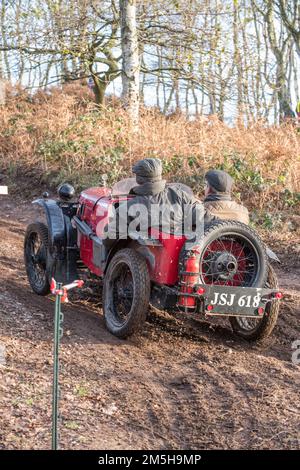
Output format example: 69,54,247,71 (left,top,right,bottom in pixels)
197,220,268,288
103,248,150,338
229,264,280,341
24,222,51,296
